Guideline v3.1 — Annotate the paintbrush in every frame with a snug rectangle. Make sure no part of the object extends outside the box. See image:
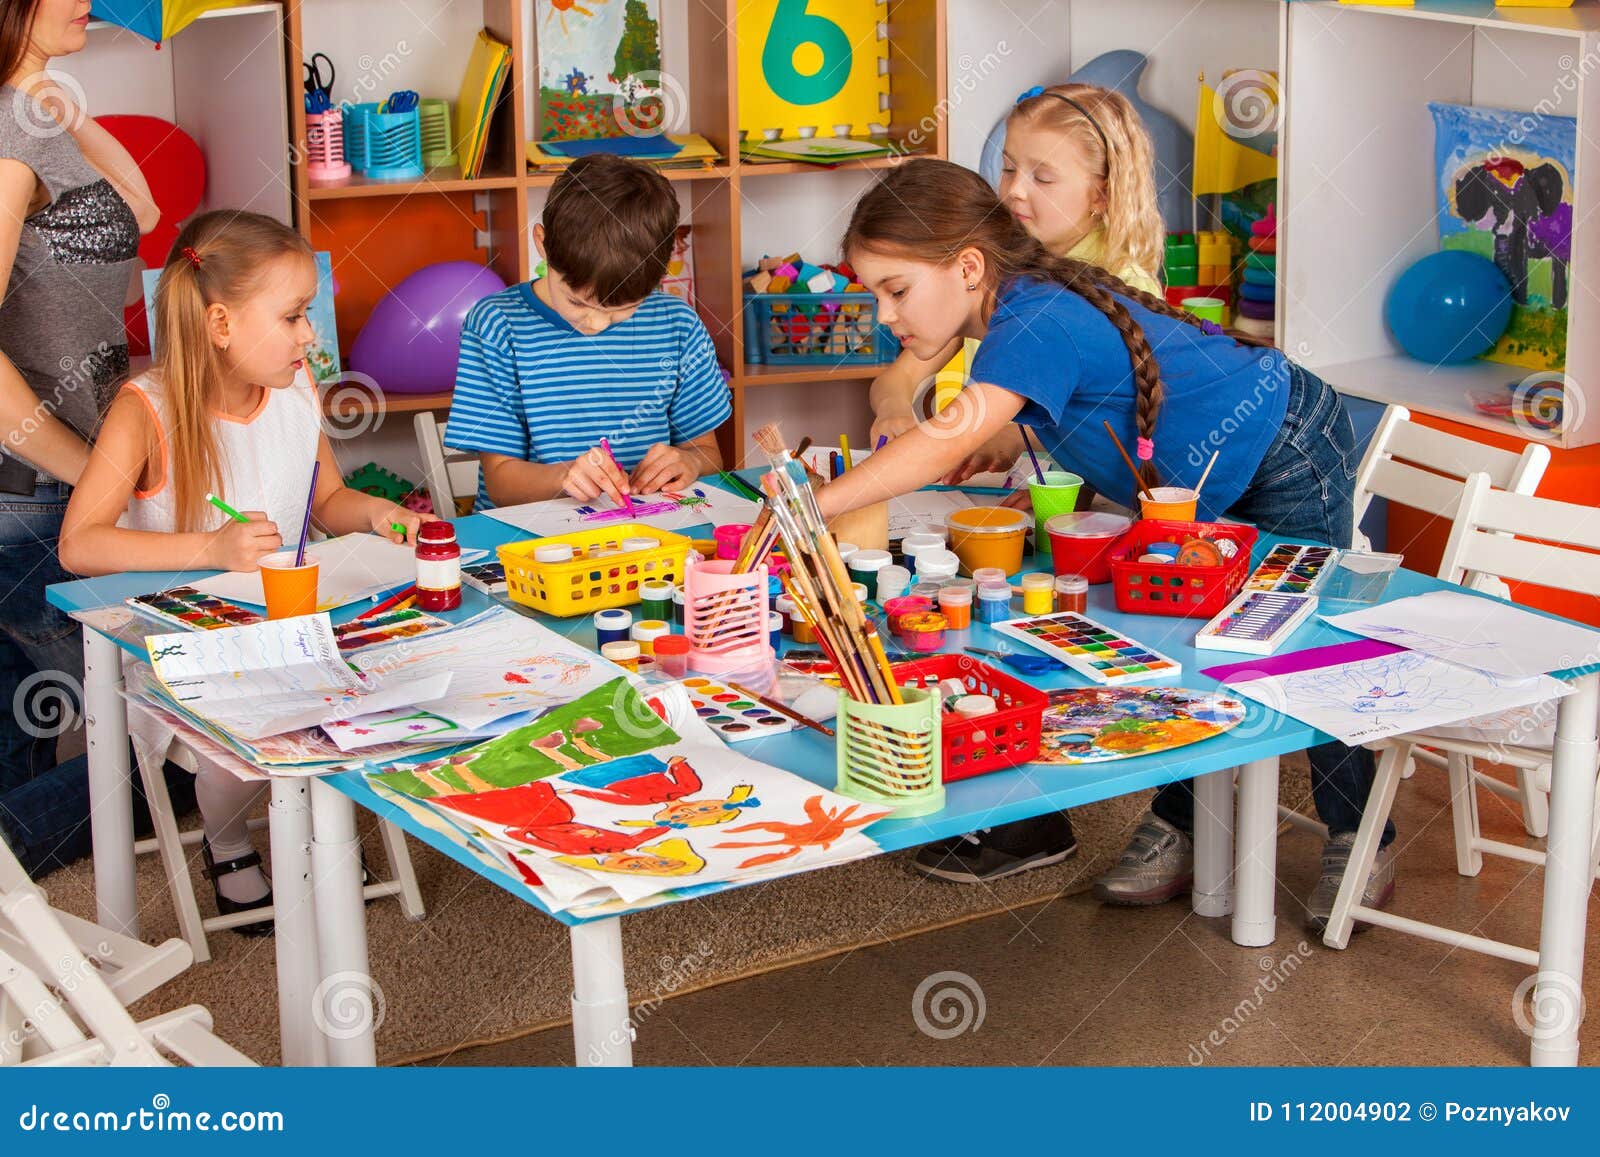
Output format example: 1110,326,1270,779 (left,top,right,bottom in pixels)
1017,425,1047,485
725,679,836,738
1102,420,1154,501
1194,450,1220,500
